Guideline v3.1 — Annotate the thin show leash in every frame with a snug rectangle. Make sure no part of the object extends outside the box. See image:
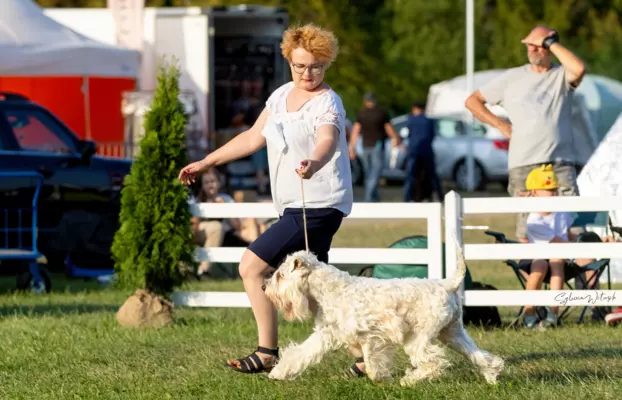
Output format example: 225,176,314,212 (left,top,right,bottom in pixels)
300,172,310,253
